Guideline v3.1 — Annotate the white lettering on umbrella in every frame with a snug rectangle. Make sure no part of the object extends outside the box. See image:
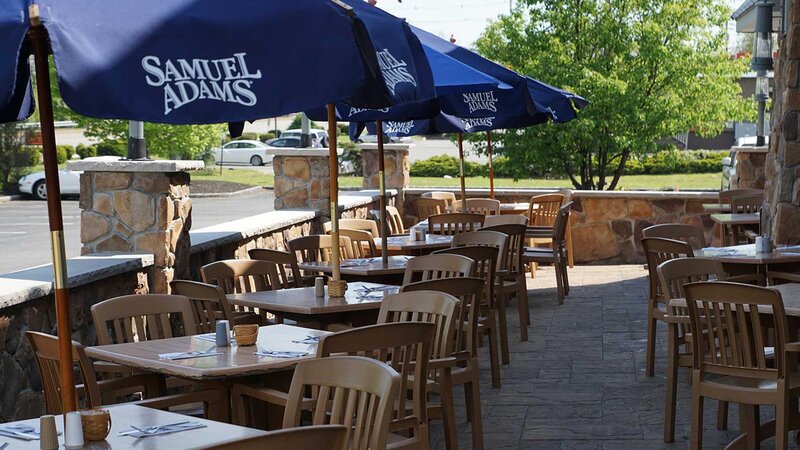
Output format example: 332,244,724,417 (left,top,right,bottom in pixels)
462,116,495,131
462,91,498,113
384,121,414,134
348,107,390,117
376,49,417,96
142,53,262,115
